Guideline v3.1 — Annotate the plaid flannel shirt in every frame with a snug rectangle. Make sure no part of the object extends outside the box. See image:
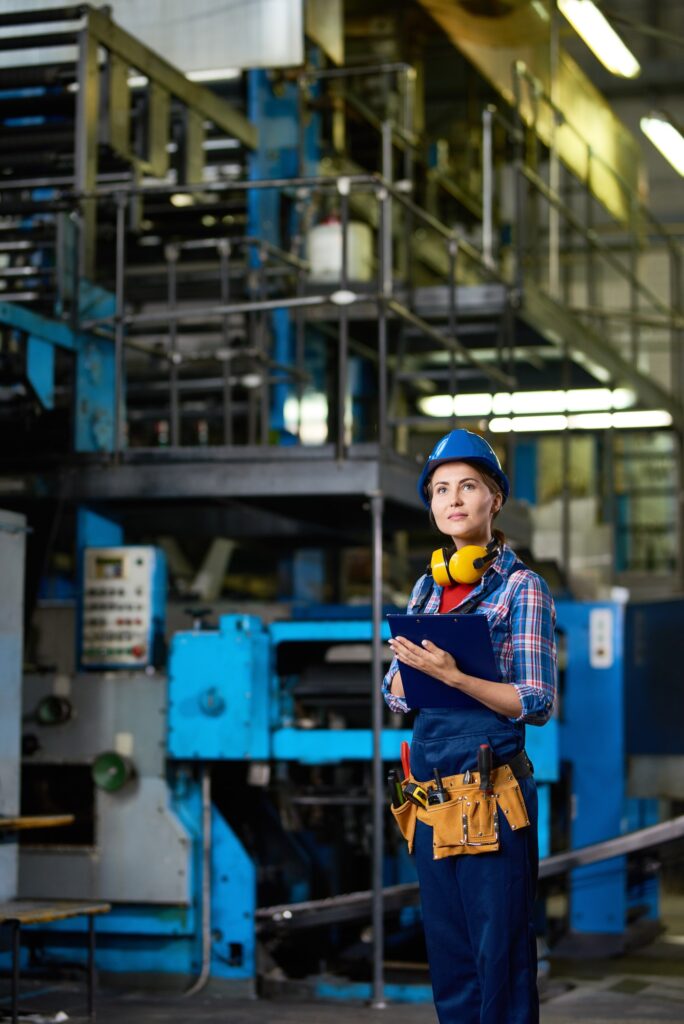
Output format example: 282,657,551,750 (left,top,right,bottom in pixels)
382,544,557,725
